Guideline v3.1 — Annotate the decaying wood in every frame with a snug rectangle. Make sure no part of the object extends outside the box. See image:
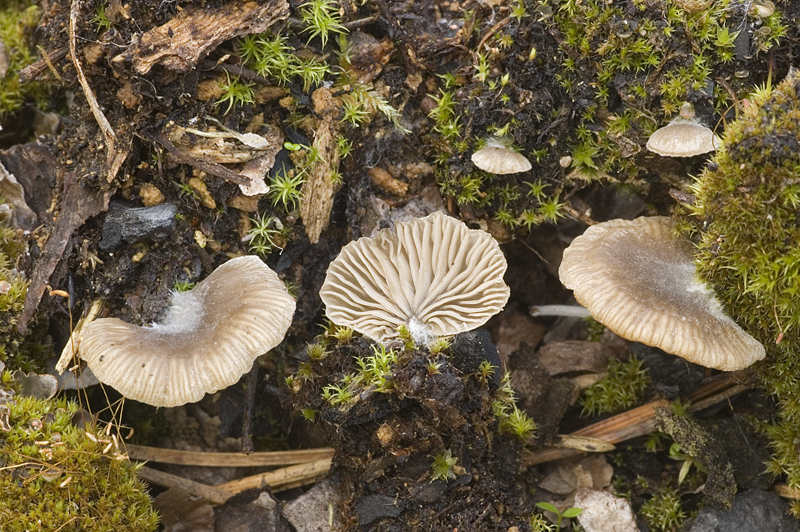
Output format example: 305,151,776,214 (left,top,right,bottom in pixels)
300,87,341,243
525,380,748,465
113,0,289,74
17,170,113,334
19,46,68,83
136,457,332,503
153,131,250,187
